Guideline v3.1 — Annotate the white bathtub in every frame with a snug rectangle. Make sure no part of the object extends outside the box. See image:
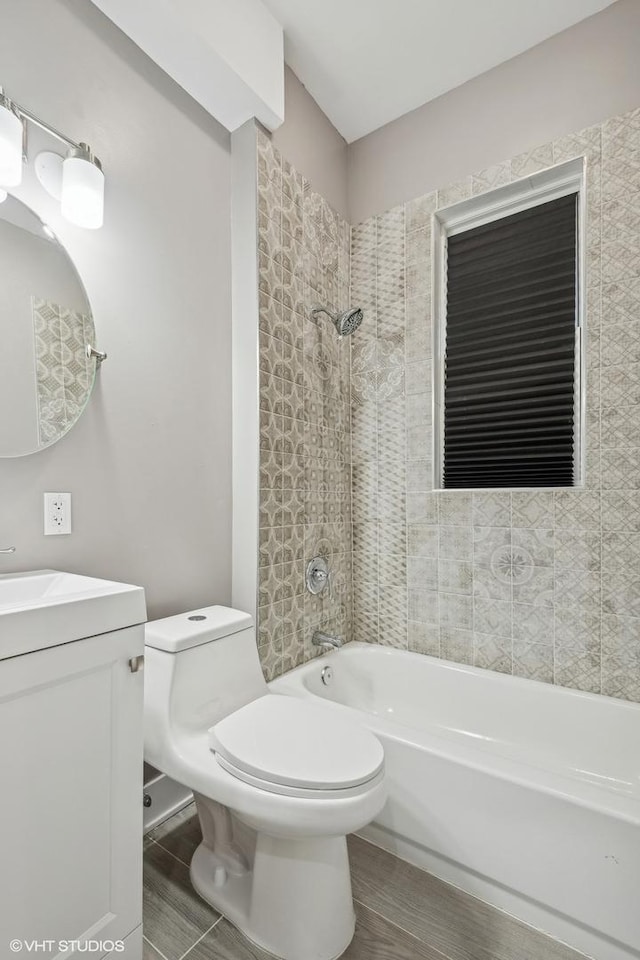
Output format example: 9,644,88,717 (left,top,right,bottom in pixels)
270,642,640,960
